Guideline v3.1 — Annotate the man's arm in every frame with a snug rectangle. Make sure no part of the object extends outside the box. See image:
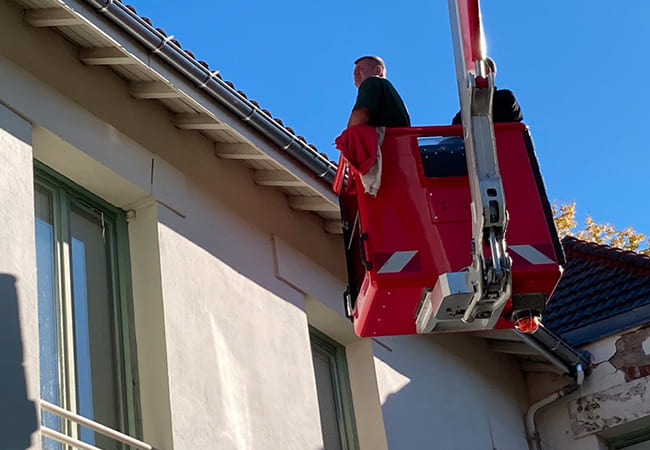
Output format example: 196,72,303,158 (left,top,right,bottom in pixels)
347,107,370,128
